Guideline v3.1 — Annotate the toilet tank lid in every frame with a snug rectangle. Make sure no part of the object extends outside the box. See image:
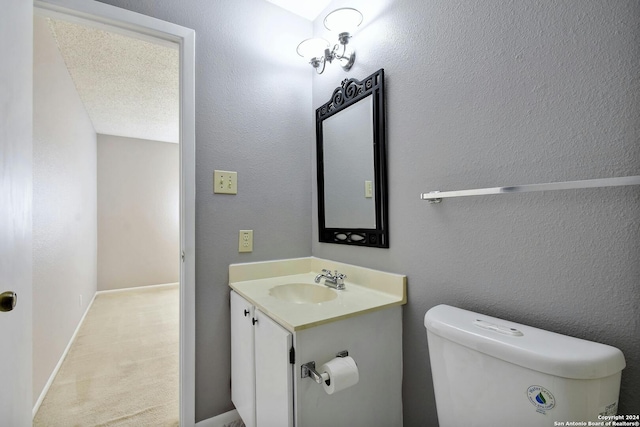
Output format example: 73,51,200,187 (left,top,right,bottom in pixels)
424,304,626,380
